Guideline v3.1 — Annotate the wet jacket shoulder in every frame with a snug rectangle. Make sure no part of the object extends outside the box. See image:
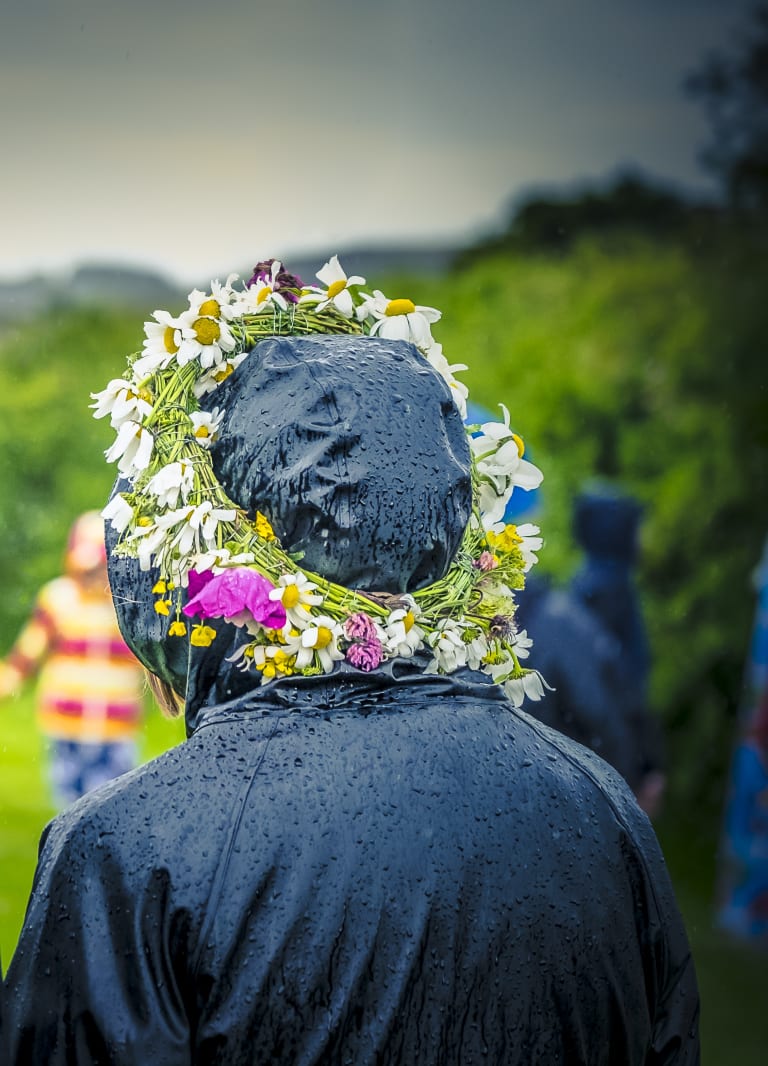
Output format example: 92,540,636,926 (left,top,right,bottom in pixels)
2,671,699,1066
